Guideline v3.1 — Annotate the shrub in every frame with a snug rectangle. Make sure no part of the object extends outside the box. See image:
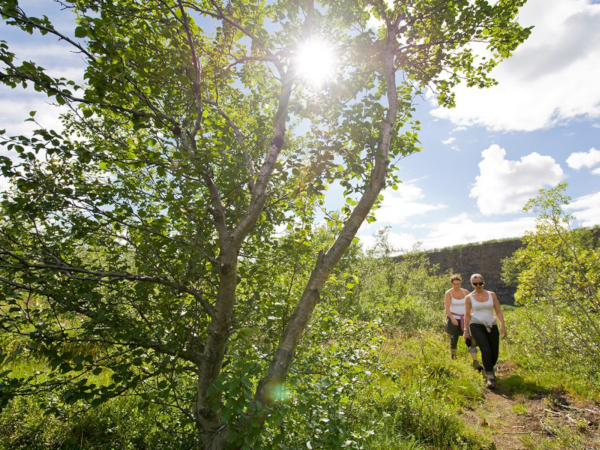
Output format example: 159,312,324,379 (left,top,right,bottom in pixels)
502,184,600,398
